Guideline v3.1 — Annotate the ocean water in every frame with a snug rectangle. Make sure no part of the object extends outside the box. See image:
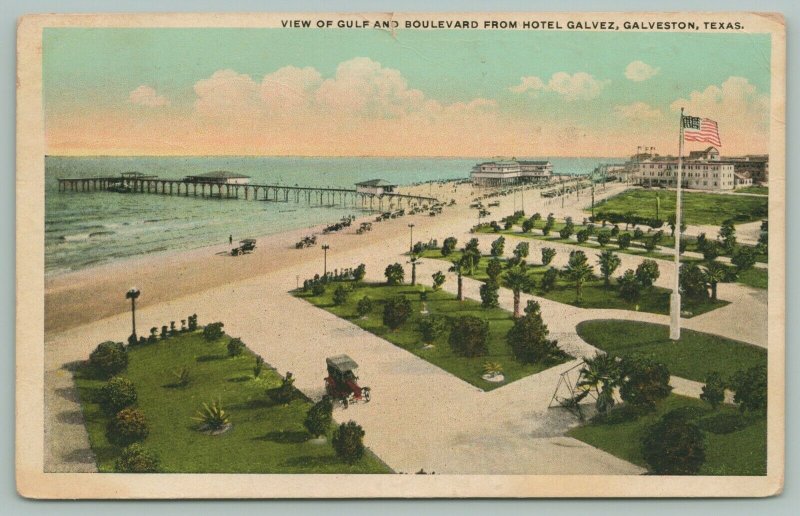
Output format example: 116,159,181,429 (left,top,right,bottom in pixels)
45,156,620,275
